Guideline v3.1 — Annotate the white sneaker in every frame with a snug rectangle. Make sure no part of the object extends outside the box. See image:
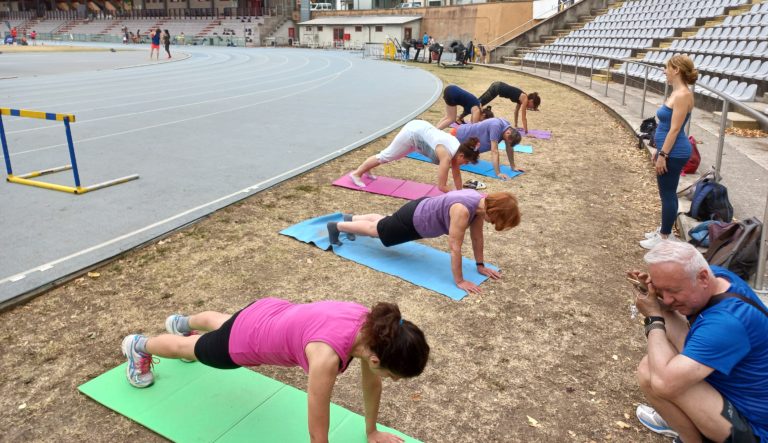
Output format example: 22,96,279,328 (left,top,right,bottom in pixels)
644,227,661,239
636,404,679,439
640,232,663,249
